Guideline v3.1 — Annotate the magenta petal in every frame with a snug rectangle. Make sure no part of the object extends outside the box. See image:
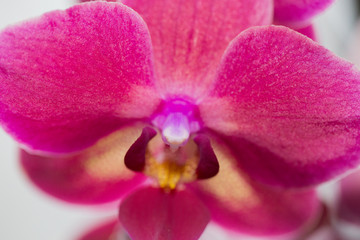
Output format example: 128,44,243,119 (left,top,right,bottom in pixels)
201,26,360,188
0,2,159,153
119,186,210,240
193,184,319,236
77,219,121,240
190,138,320,236
79,0,117,2
274,0,334,27
20,126,145,204
122,0,272,98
